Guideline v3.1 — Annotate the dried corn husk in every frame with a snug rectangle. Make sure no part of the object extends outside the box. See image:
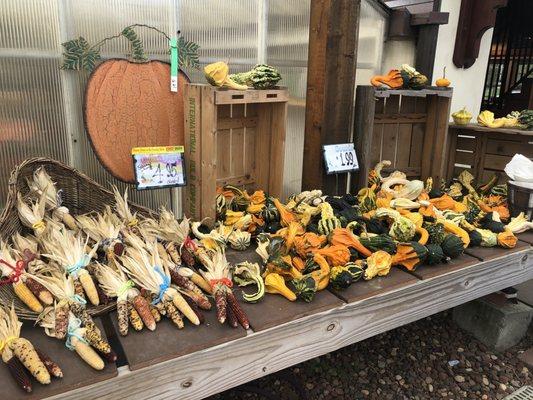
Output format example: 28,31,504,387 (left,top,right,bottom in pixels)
26,167,78,230
17,193,47,236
